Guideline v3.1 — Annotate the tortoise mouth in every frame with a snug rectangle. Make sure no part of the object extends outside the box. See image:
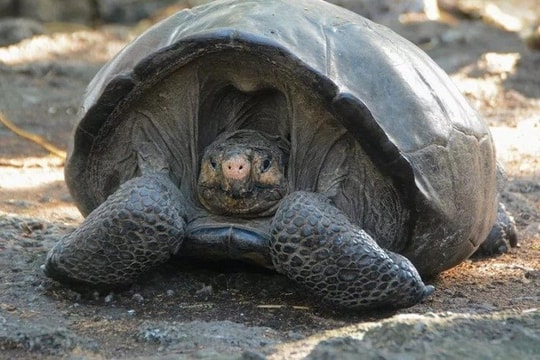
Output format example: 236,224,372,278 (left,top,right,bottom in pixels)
197,184,286,217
